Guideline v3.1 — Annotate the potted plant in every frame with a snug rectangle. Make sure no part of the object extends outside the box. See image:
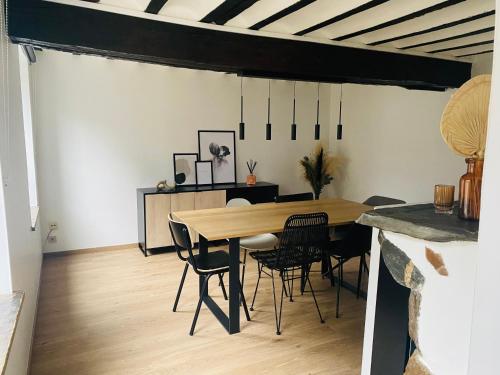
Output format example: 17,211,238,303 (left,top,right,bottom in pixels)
246,159,257,185
299,144,336,200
